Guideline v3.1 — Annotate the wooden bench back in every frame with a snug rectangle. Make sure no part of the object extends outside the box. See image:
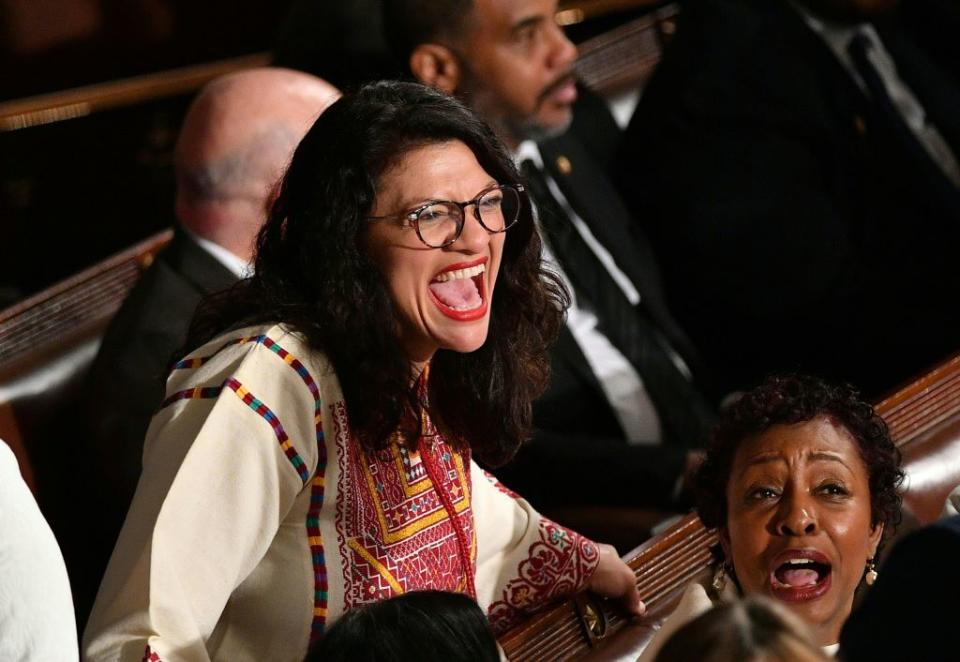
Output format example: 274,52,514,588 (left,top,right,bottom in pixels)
0,229,173,491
